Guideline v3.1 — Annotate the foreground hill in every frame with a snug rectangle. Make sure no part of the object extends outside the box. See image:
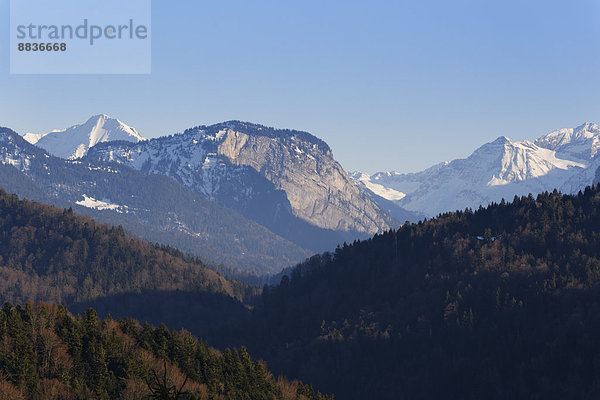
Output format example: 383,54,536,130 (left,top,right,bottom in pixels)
0,303,330,400
246,185,600,399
